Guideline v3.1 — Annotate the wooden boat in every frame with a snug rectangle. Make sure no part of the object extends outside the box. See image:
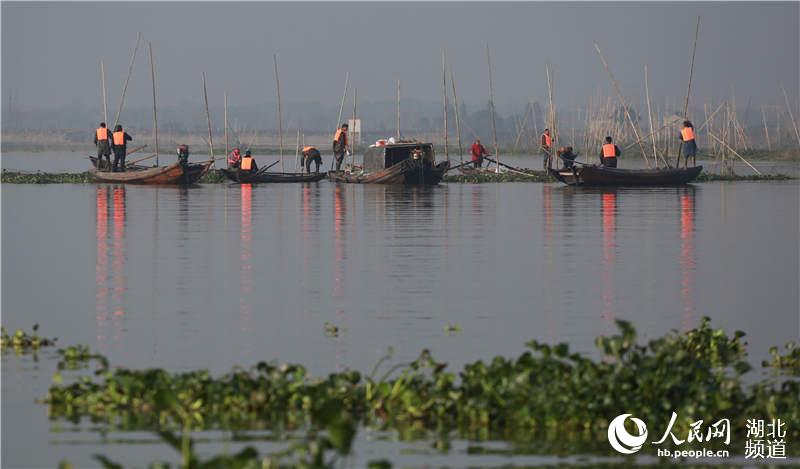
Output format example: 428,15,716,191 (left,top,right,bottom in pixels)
328,142,449,185
549,164,703,186
220,168,327,183
89,158,213,185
